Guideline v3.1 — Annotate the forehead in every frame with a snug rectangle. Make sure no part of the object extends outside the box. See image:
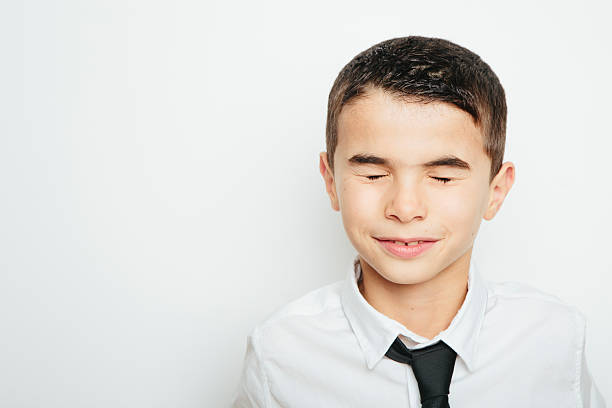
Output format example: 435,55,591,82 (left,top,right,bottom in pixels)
336,88,487,169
